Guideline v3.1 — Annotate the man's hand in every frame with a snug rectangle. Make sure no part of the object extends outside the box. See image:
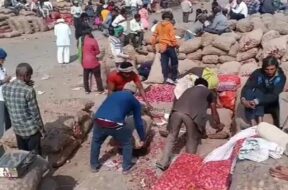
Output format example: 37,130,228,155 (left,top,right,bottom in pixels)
242,99,255,109
135,140,145,149
3,76,11,83
26,80,35,87
212,123,225,132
